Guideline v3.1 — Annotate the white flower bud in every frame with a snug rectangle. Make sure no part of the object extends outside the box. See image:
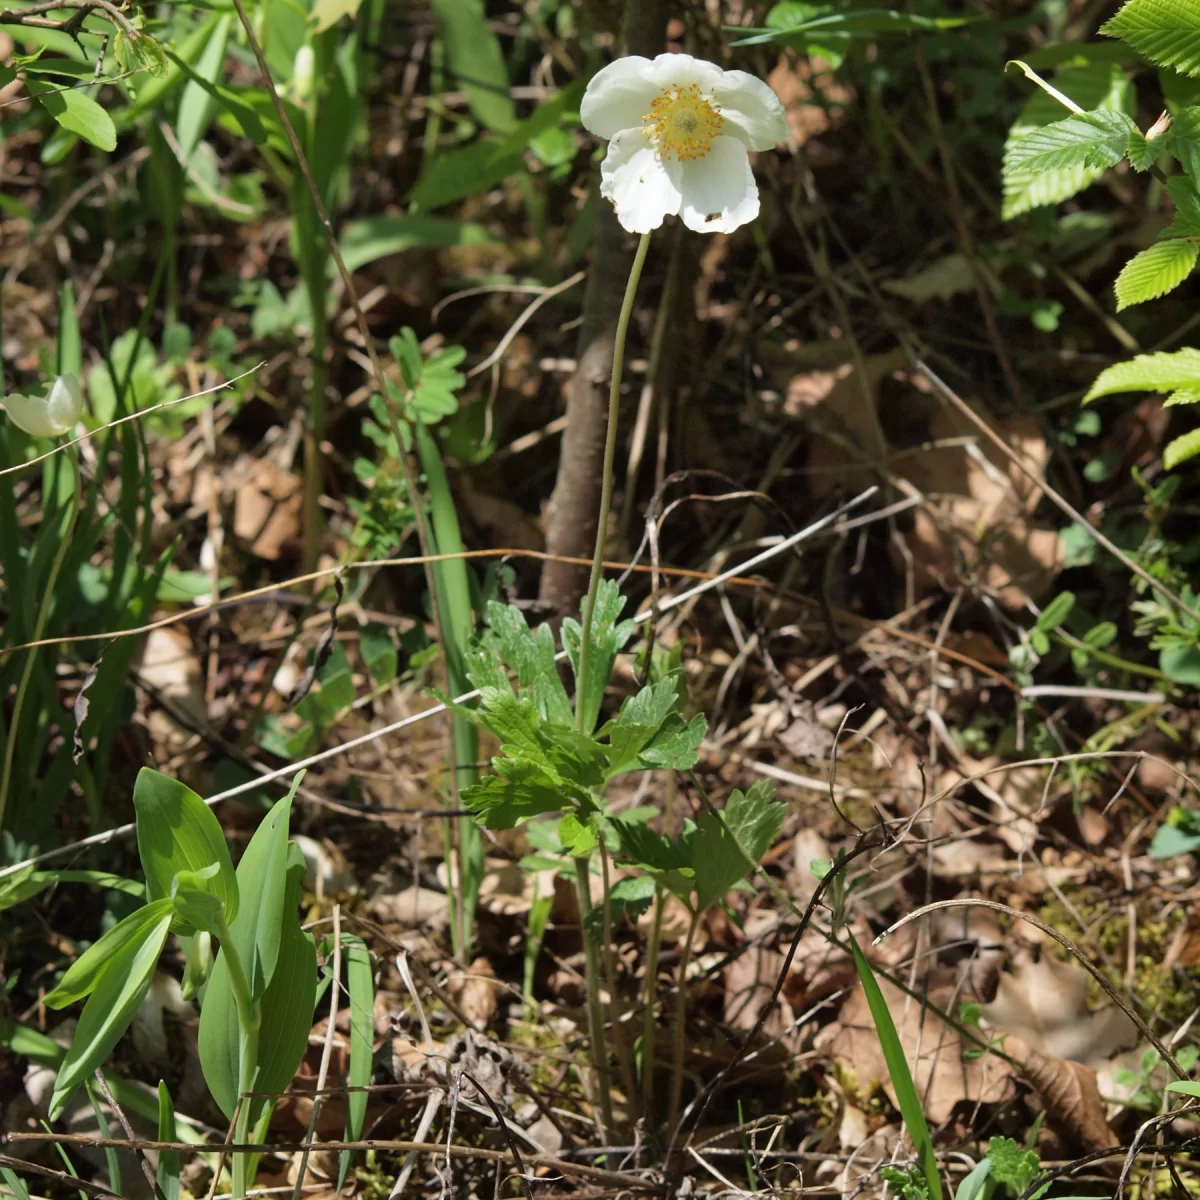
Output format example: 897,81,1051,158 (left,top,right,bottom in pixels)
292,45,315,100
2,374,84,438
